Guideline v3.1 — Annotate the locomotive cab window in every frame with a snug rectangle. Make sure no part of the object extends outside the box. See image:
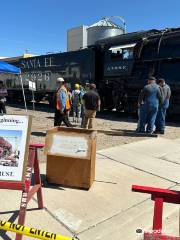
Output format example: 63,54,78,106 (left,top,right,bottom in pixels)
109,43,136,60
123,49,133,59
